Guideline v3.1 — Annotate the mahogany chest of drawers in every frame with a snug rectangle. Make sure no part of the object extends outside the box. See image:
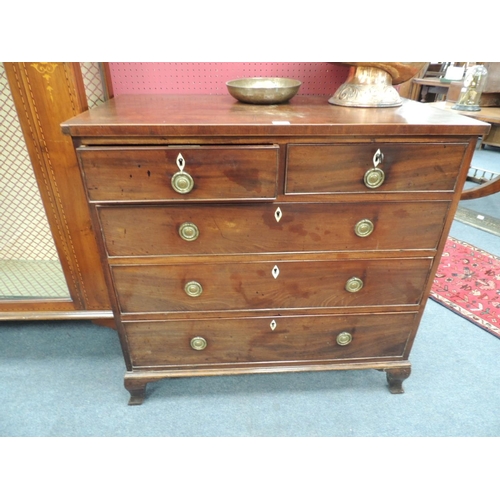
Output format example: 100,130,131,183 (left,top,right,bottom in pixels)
62,95,488,404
